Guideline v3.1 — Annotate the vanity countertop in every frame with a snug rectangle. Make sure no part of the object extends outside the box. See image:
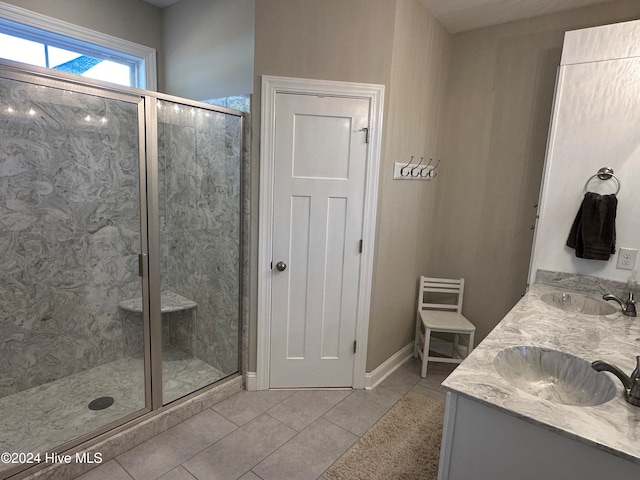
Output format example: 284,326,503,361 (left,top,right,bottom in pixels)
442,281,640,464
